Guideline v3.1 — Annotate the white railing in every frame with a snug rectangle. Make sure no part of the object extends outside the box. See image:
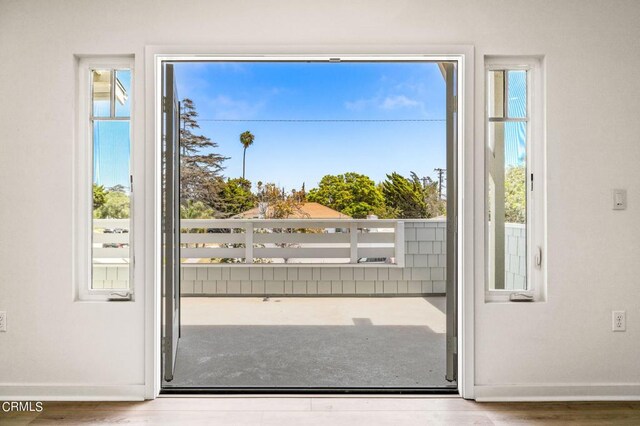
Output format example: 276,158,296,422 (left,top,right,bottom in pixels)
180,219,405,265
92,218,405,265
92,219,130,261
